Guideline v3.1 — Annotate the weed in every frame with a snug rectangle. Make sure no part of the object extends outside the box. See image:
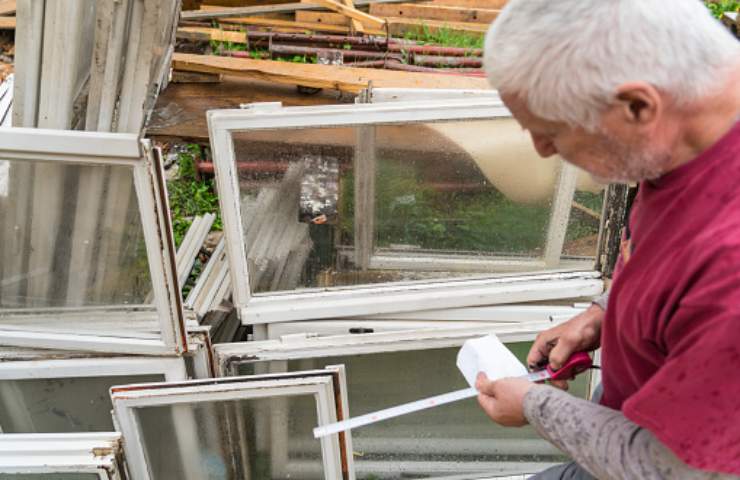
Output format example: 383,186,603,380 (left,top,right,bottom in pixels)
167,144,222,248
705,0,740,18
402,24,484,49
